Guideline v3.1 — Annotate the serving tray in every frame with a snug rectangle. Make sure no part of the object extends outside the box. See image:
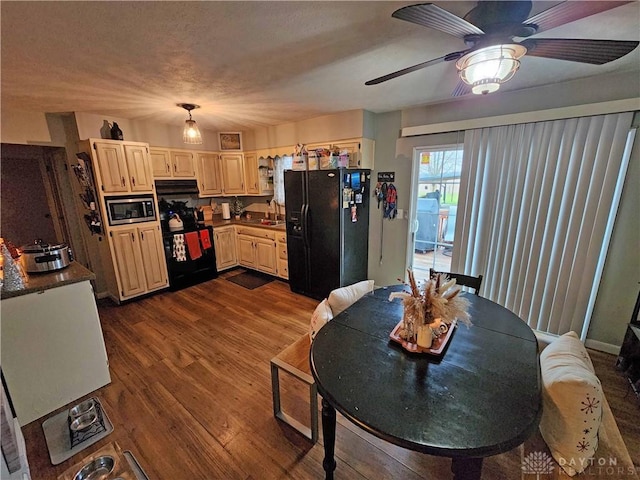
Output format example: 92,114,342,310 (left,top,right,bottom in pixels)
389,319,456,356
